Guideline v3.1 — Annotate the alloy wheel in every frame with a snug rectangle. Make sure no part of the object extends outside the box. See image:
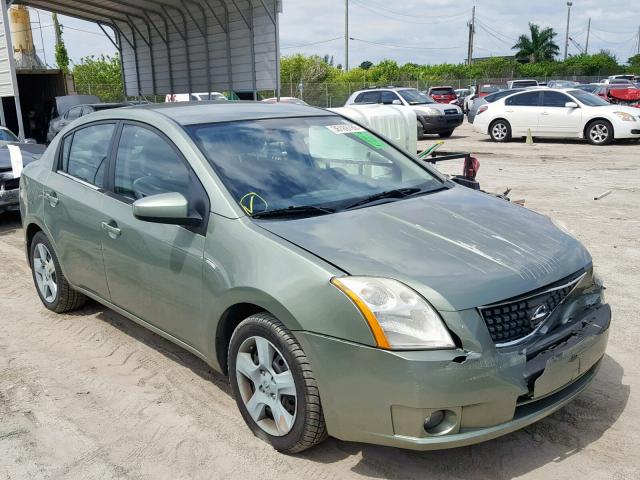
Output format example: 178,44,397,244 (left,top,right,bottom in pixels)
235,336,297,436
492,122,508,140
589,123,609,144
33,243,57,303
